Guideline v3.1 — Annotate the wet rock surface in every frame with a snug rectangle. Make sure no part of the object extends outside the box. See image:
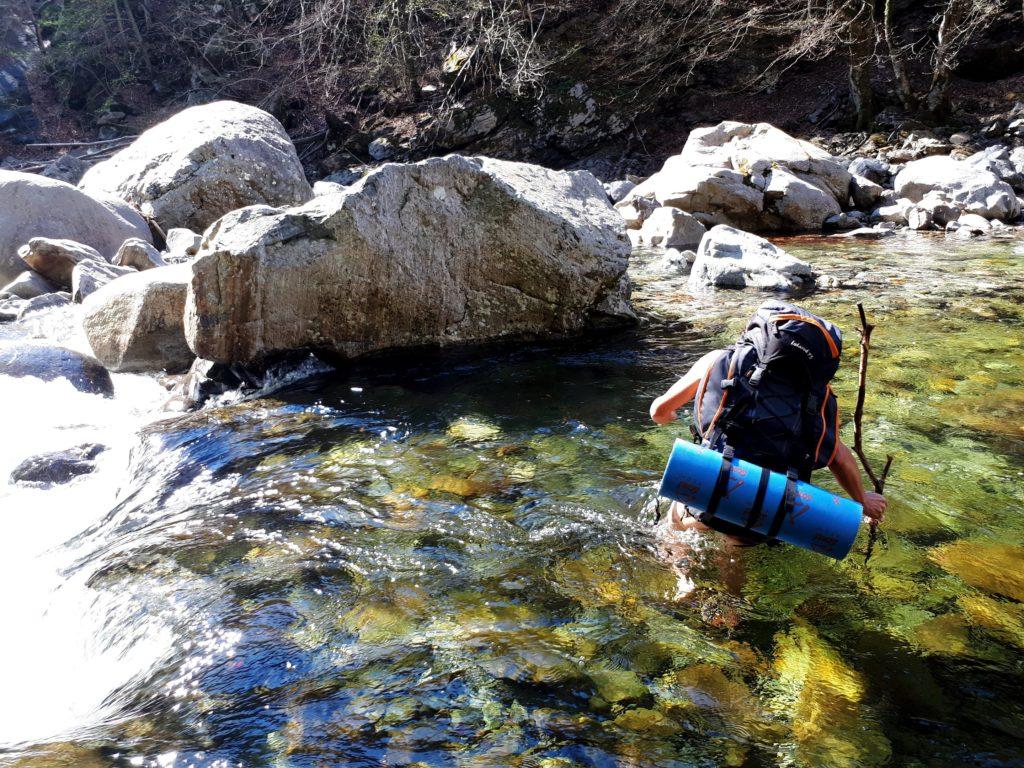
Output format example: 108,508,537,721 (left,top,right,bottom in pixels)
0,342,114,395
9,443,107,486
